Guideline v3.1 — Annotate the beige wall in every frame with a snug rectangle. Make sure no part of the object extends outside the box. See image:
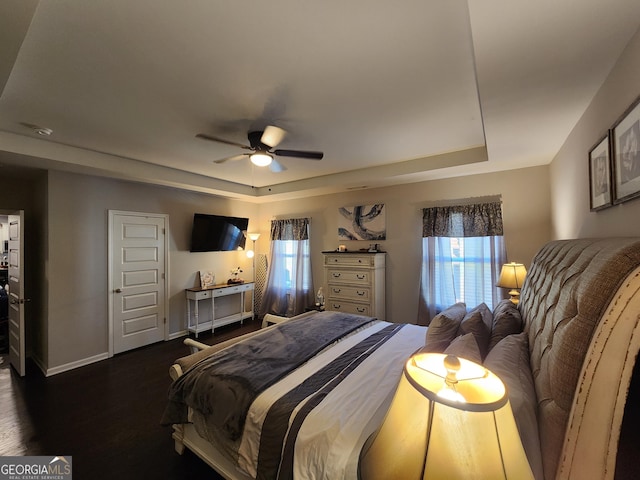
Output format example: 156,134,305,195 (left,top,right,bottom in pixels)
46,170,258,371
257,165,551,325
551,27,640,238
